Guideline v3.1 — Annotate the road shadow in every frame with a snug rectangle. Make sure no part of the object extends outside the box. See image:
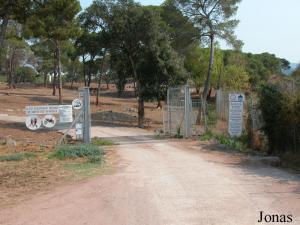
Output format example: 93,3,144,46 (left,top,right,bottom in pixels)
92,111,137,127
197,142,300,185
28,96,73,105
